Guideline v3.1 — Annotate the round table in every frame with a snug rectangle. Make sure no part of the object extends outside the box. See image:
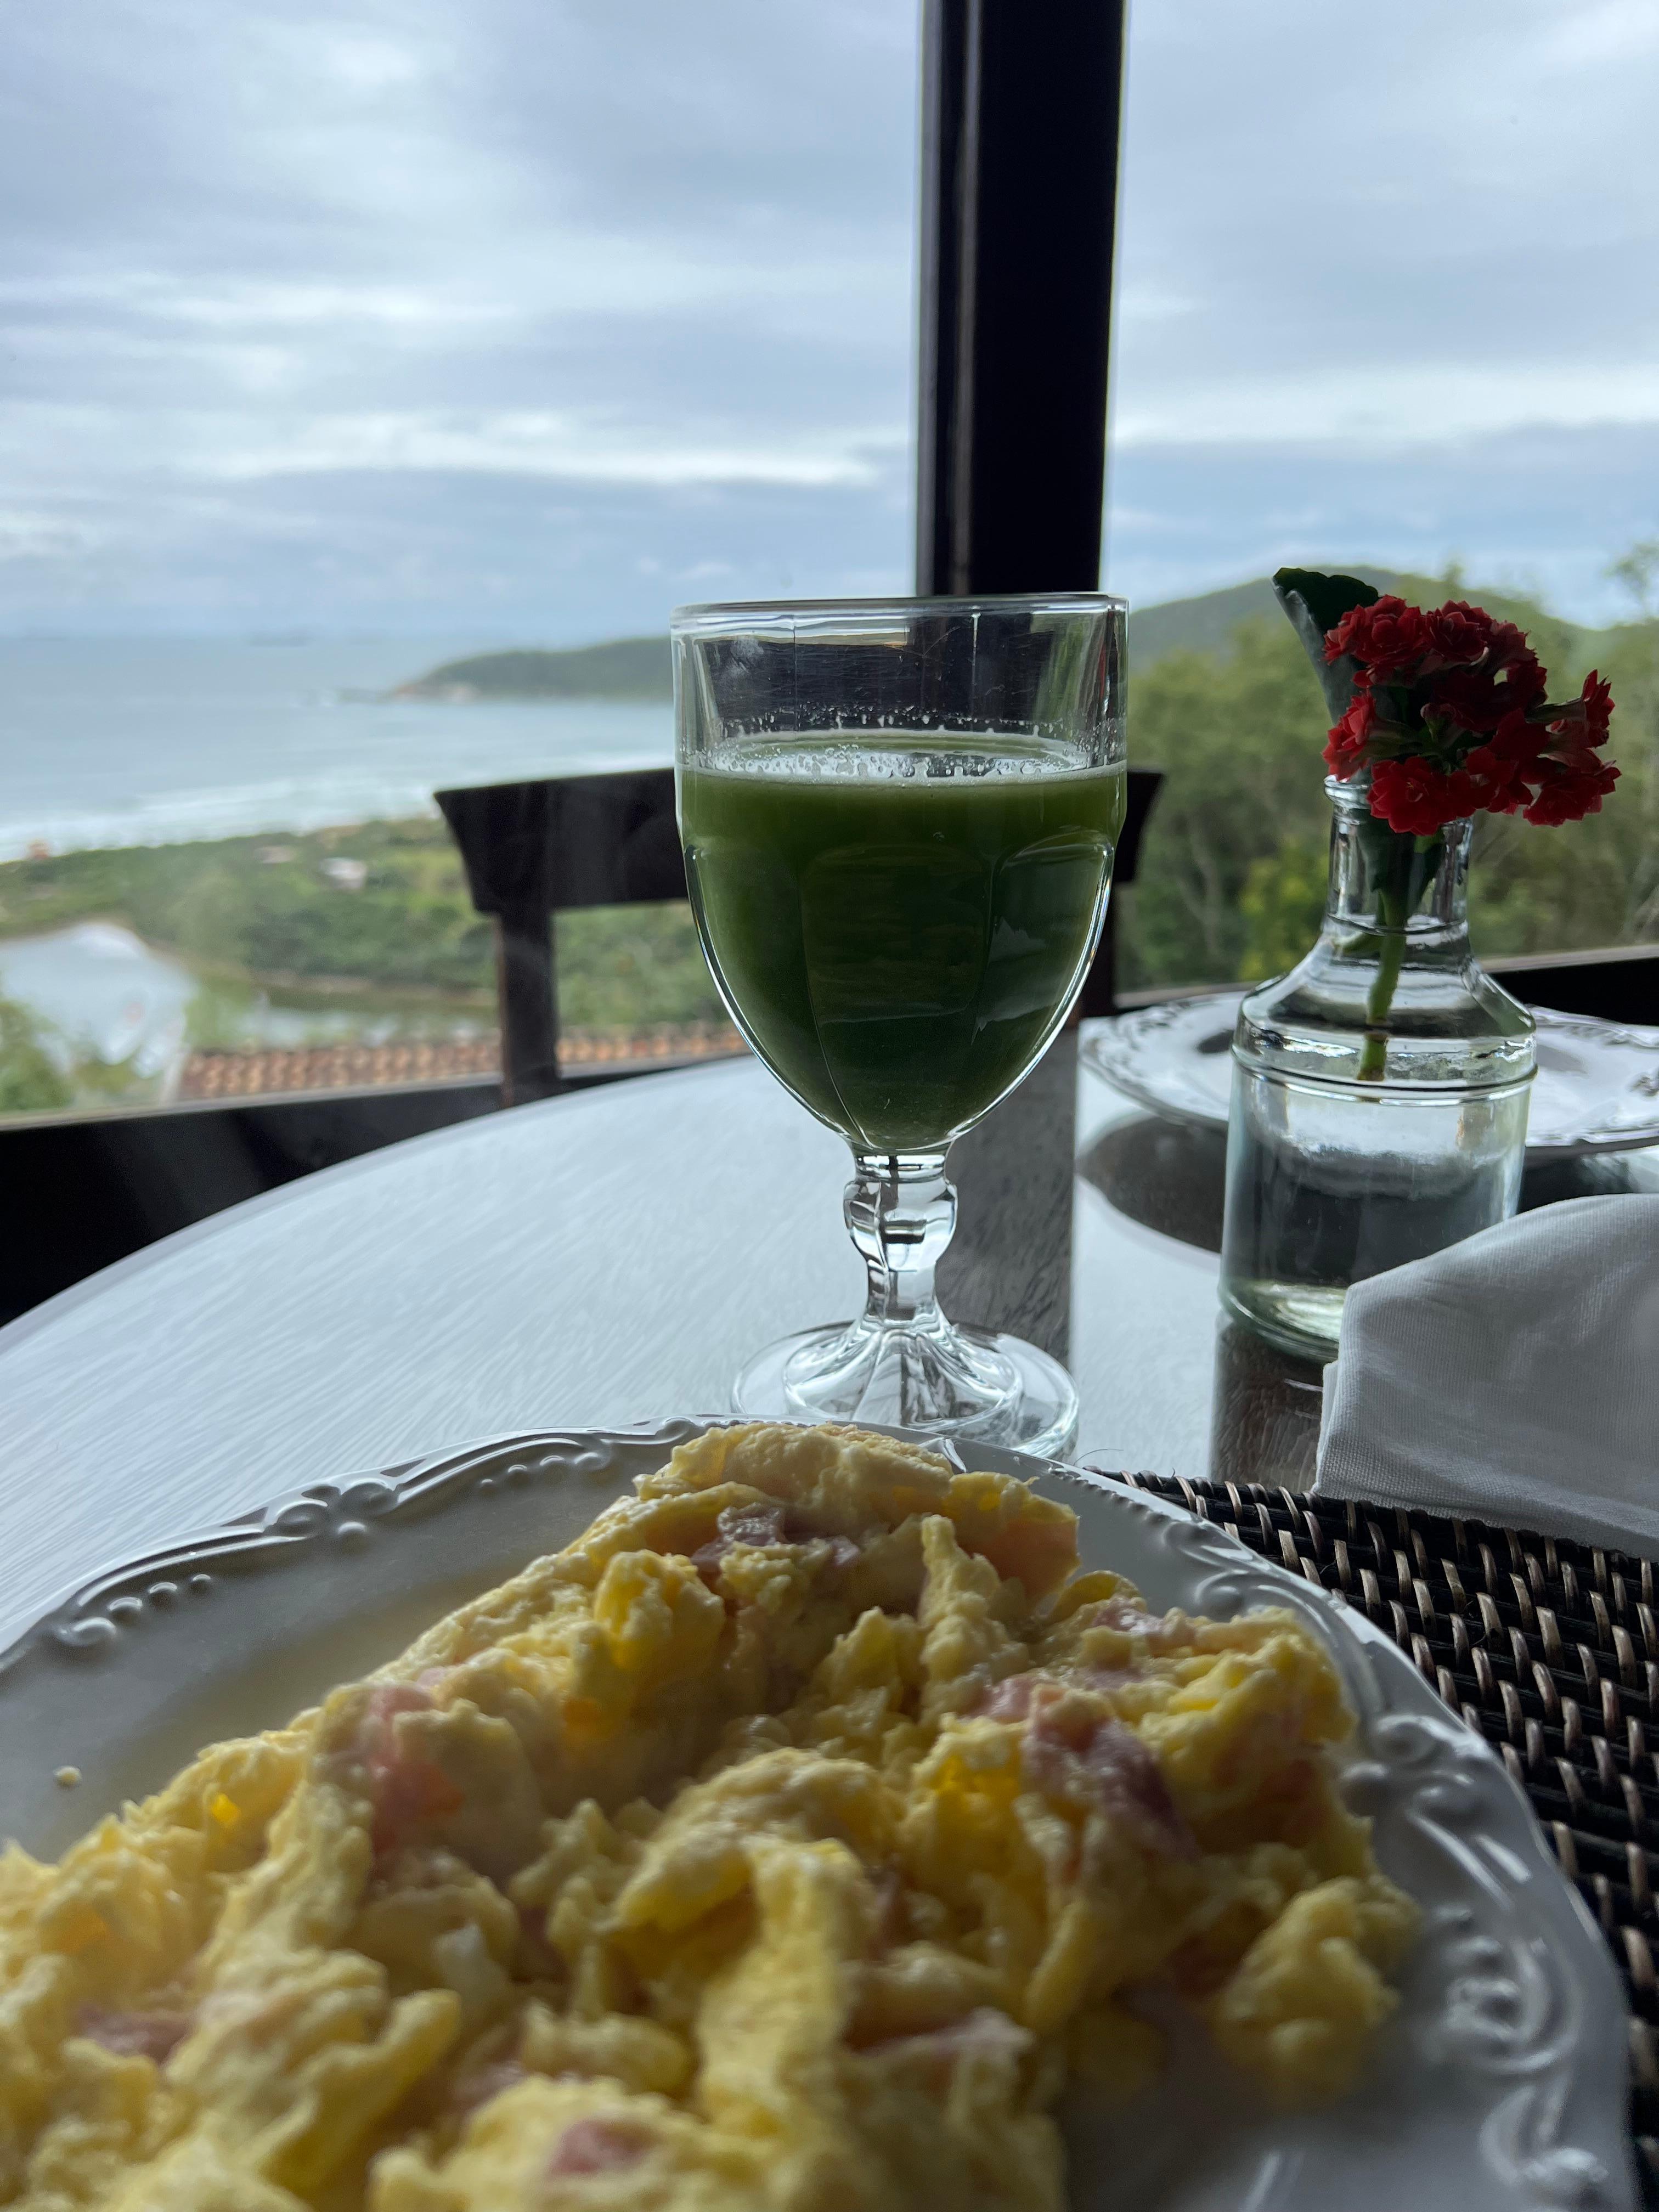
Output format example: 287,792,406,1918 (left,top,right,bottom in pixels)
0,1042,1231,1646
7,1037,1650,1653
8,1040,1657,2197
